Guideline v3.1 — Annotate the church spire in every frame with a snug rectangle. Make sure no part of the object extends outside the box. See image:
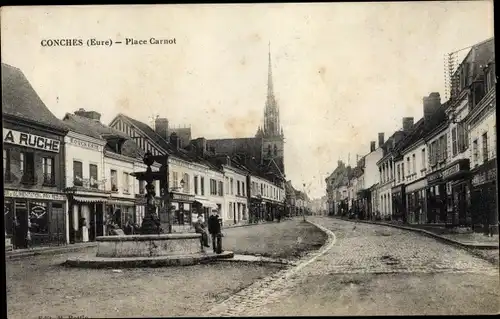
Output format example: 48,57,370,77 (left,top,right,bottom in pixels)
263,41,281,137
